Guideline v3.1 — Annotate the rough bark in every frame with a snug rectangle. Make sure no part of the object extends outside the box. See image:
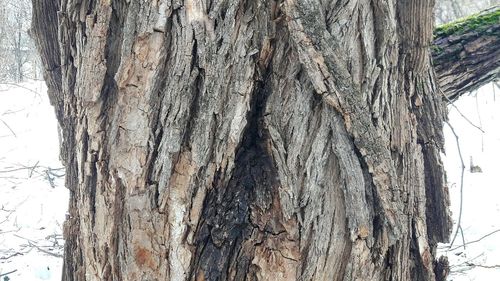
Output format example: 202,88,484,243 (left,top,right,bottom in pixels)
433,6,500,101
30,0,495,280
